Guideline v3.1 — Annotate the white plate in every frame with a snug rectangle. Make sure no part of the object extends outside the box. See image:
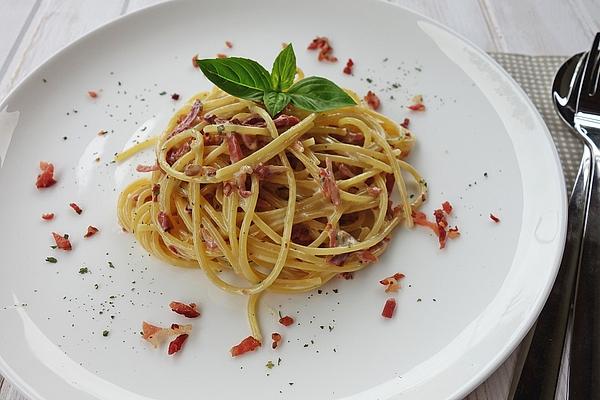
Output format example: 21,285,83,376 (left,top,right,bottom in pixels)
0,1,566,399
